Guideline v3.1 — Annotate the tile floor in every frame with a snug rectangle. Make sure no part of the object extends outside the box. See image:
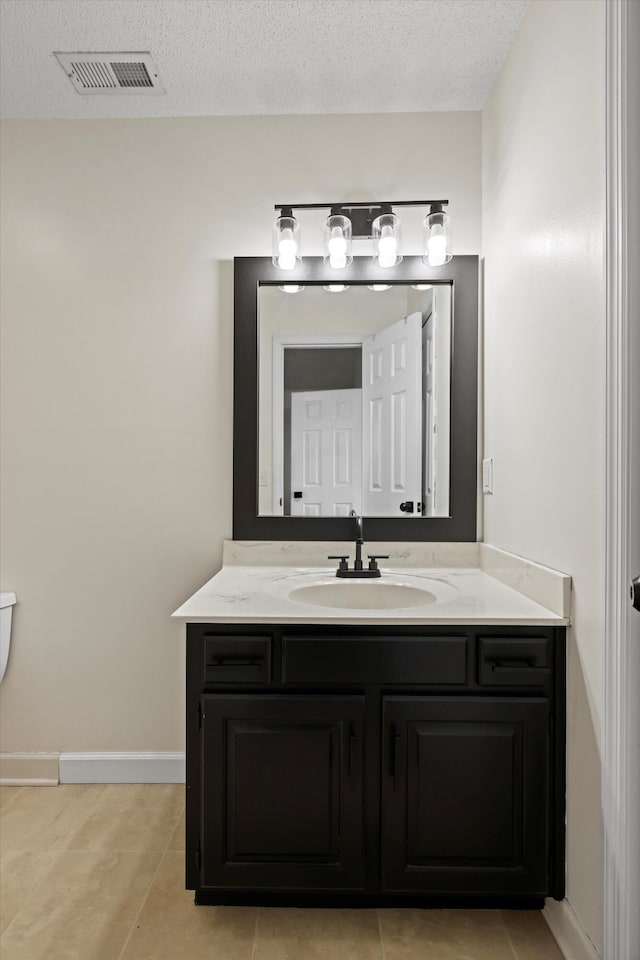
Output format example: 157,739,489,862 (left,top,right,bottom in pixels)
0,784,565,960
